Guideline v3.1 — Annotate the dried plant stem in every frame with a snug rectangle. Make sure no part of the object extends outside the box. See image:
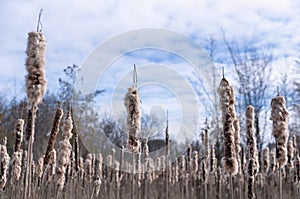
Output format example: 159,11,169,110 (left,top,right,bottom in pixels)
25,105,37,199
